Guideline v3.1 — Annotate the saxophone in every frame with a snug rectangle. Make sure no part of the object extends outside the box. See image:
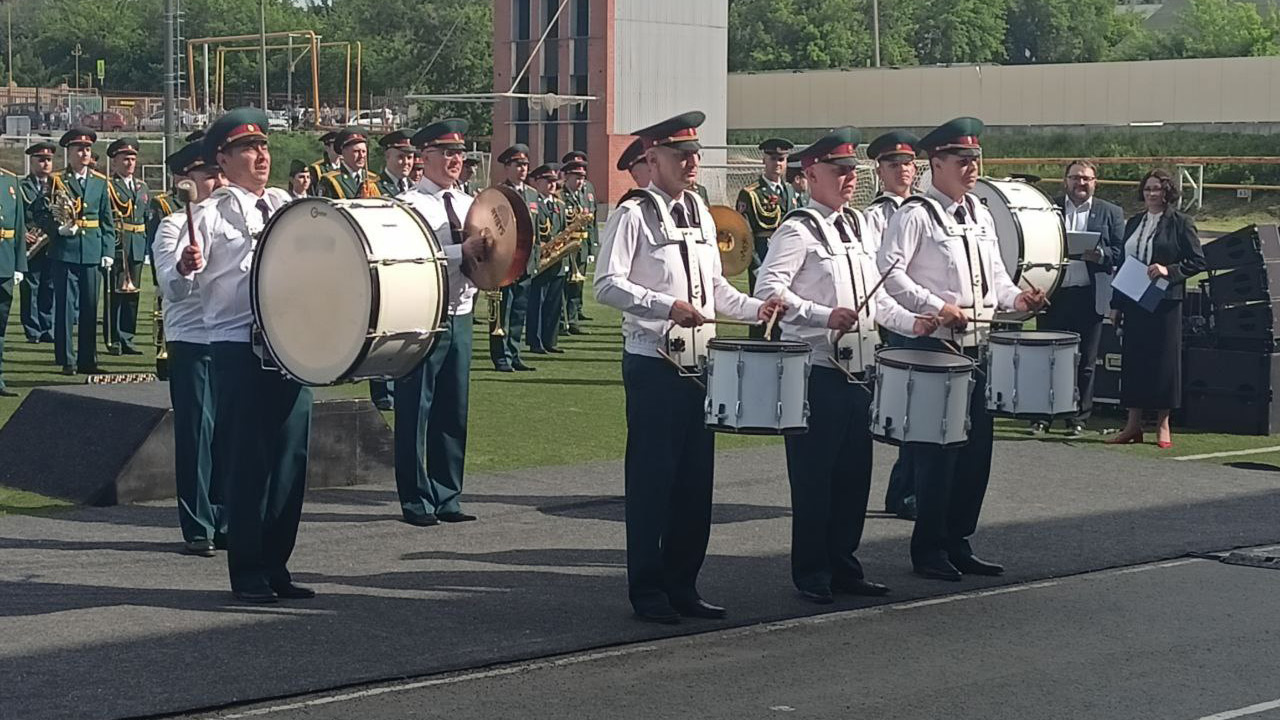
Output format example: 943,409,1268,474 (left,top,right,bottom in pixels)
533,212,592,279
